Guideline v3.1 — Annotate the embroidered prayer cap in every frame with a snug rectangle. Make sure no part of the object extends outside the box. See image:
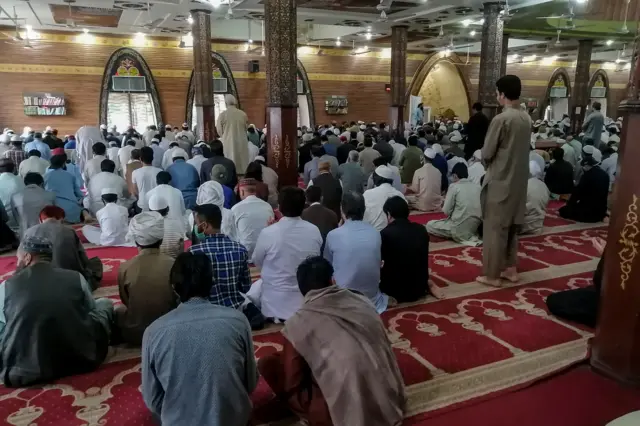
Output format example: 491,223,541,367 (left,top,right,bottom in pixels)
424,148,436,160
20,236,53,255
148,194,169,211
51,148,66,157
432,143,444,156
101,187,120,196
